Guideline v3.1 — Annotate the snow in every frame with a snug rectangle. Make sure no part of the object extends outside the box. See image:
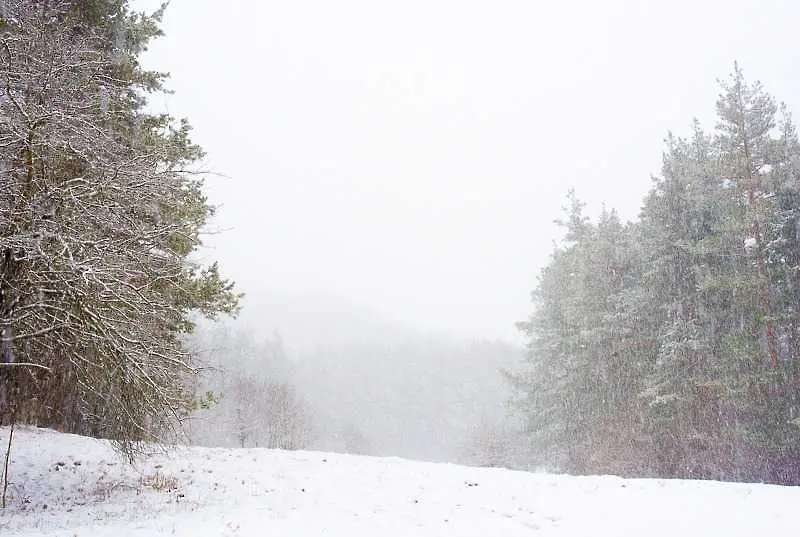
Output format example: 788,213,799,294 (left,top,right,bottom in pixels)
1,427,798,536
